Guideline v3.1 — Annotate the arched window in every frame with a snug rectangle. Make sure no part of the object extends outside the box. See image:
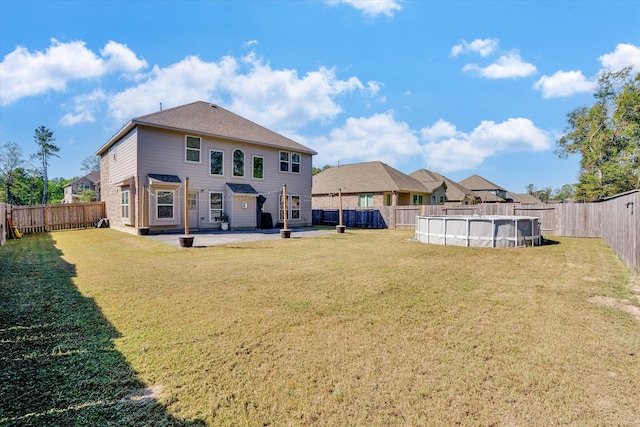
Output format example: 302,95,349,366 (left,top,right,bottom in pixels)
233,149,245,177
